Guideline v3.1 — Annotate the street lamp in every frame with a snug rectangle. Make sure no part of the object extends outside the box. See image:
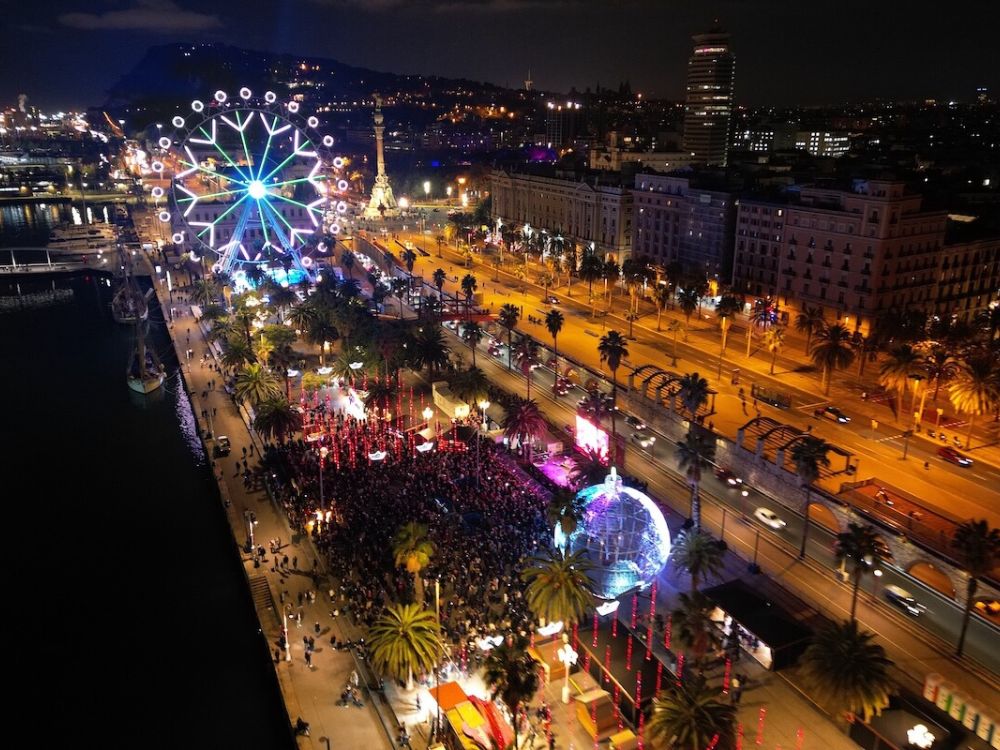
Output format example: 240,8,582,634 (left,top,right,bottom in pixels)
423,180,431,198
557,636,578,704
476,399,490,484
